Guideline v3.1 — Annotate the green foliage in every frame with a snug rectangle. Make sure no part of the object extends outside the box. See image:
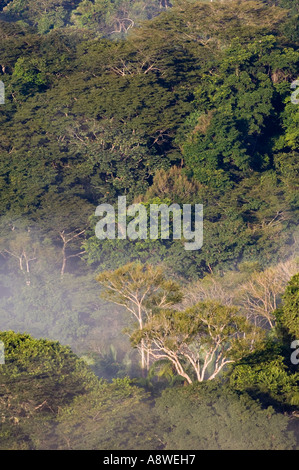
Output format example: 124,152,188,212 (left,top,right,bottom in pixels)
156,381,297,450
70,0,166,37
0,331,99,449
0,331,165,449
1,0,298,281
138,166,203,204
228,276,299,408
97,262,182,313
3,0,81,32
96,261,182,369
230,342,299,408
0,0,298,450
275,273,299,340
182,36,299,186
56,377,164,449
2,0,168,36
132,301,261,383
